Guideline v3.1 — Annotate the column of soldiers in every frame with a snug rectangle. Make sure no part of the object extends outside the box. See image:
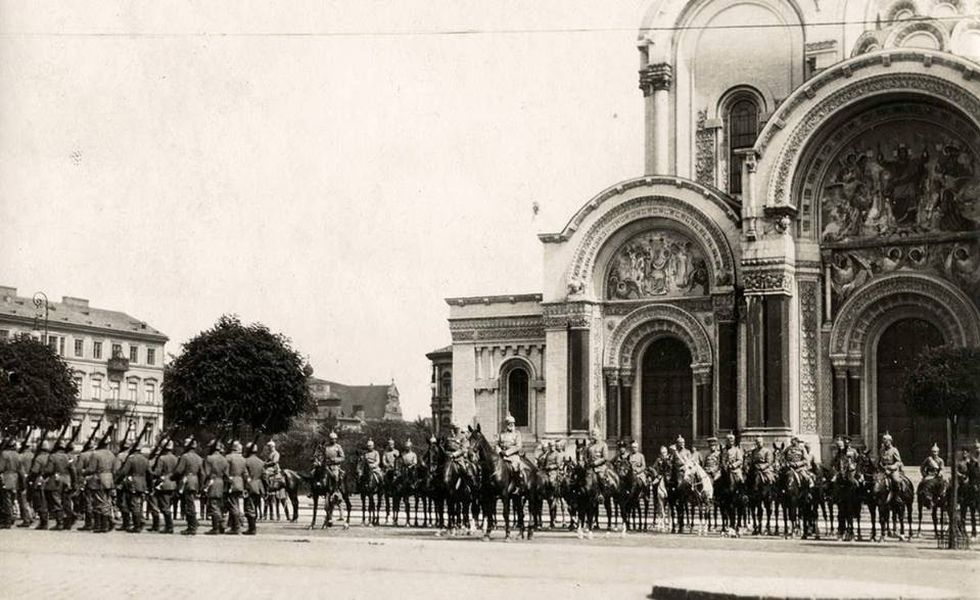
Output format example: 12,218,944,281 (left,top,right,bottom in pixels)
0,429,280,536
